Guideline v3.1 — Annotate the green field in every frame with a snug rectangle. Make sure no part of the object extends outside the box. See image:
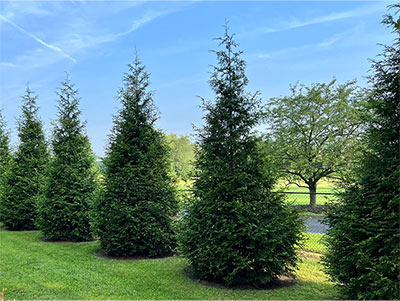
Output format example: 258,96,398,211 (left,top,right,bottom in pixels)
276,179,339,205
177,179,339,206
0,230,336,300
302,233,327,253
